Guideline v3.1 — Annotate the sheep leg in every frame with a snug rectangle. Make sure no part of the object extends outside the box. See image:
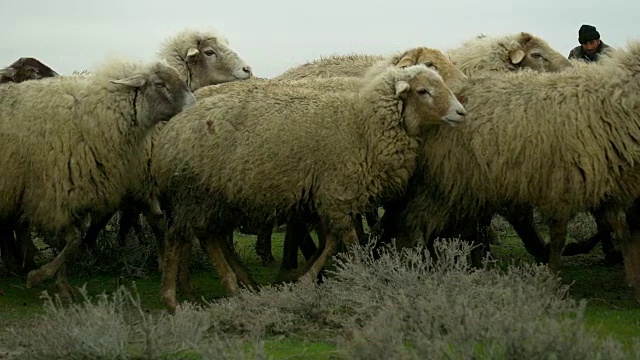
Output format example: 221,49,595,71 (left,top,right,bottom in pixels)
0,223,22,274
177,239,194,298
82,212,114,252
547,217,568,274
623,199,640,302
299,231,318,260
374,198,416,255
562,206,622,264
298,224,337,283
353,213,366,241
160,226,185,310
27,225,82,289
14,221,38,273
54,263,75,302
502,204,550,264
255,224,276,266
116,210,135,247
131,213,146,245
364,209,379,231
139,209,166,264
281,221,306,271
199,232,240,295
143,210,167,272
218,229,257,289
278,222,327,283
